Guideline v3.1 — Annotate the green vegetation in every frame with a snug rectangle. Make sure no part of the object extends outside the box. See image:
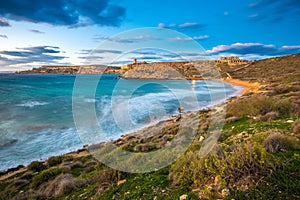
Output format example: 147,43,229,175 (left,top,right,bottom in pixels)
27,161,47,172
47,156,63,167
31,167,67,188
0,54,299,199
